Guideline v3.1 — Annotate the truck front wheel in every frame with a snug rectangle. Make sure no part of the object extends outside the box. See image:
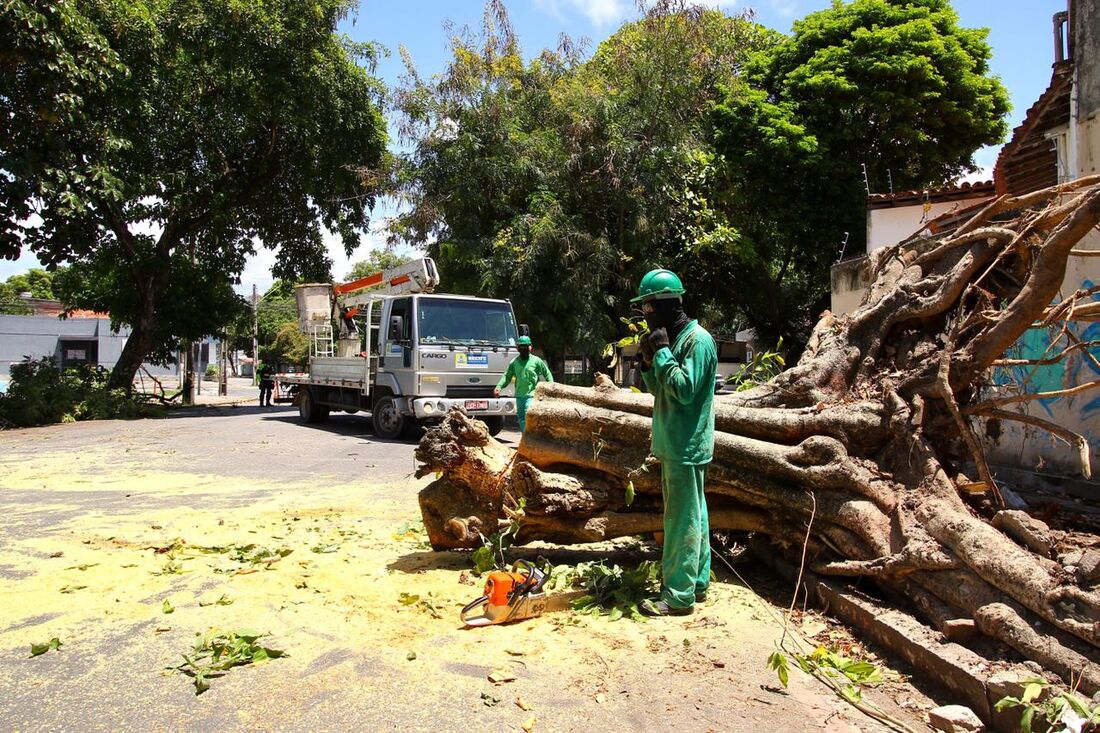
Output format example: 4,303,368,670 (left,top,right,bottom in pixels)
372,396,408,439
